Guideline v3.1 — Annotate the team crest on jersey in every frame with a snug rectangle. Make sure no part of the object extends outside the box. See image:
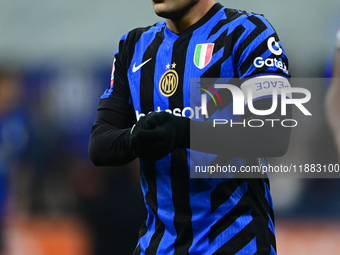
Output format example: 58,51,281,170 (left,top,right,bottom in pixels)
159,66,178,97
194,43,214,69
